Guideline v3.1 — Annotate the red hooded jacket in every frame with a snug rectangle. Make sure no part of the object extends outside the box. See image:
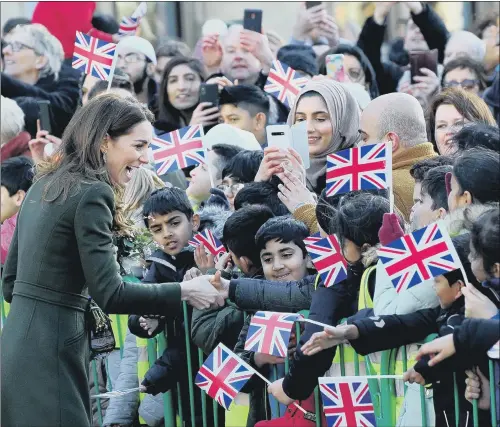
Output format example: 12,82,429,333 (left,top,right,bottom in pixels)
31,1,114,59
